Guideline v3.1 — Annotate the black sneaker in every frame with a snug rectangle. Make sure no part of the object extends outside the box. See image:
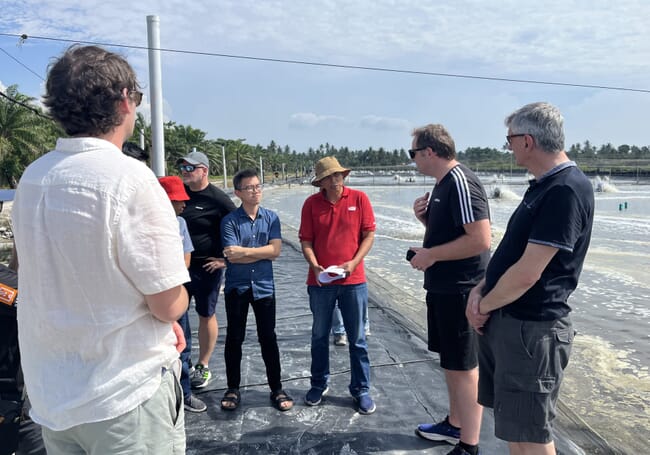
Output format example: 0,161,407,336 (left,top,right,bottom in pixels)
304,386,329,406
184,394,207,413
190,364,211,389
446,443,481,455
